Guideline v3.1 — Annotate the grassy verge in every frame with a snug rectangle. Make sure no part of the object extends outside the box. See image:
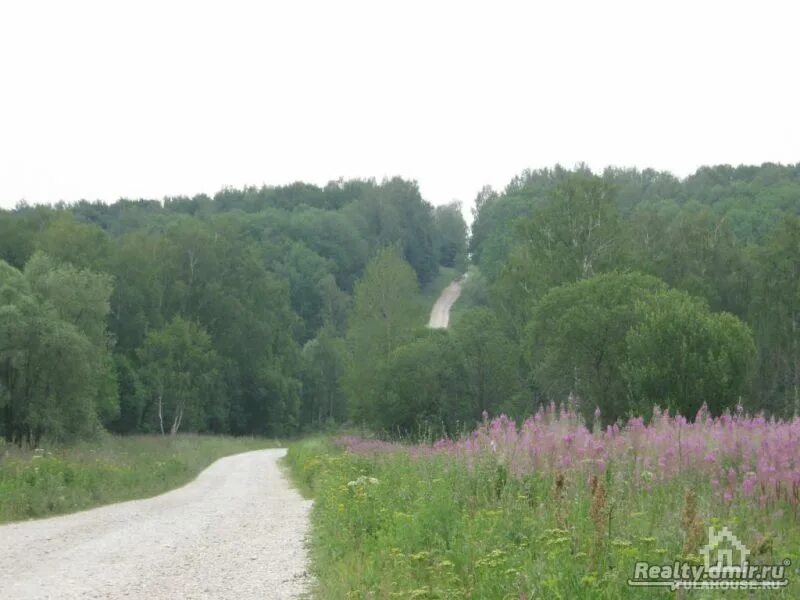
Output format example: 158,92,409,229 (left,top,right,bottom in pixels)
286,435,799,599
0,434,277,523
447,265,486,327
